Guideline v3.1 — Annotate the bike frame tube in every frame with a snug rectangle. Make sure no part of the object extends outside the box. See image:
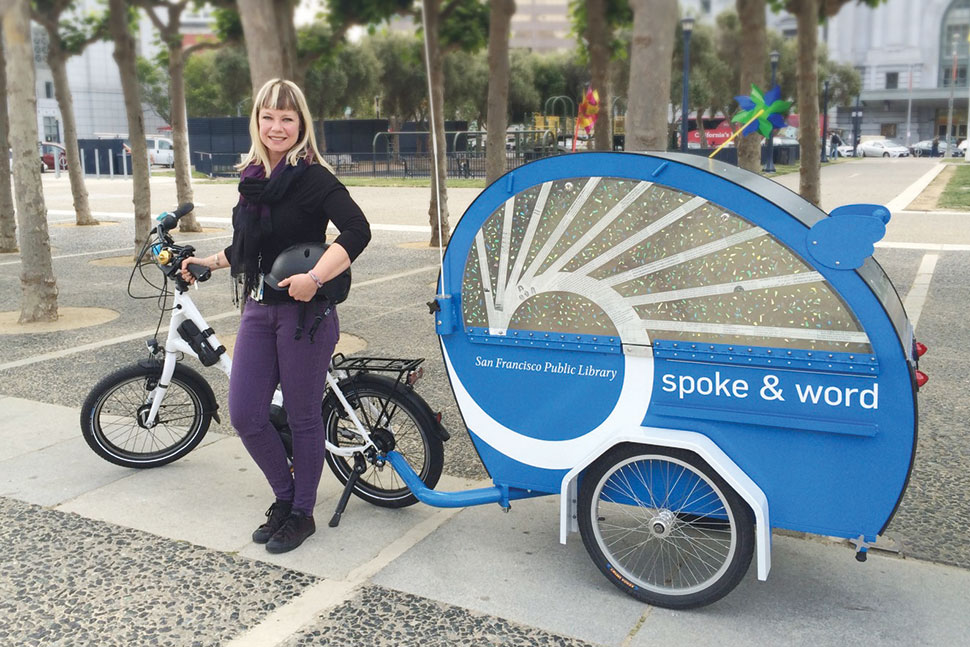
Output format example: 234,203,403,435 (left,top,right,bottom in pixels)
143,288,374,458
